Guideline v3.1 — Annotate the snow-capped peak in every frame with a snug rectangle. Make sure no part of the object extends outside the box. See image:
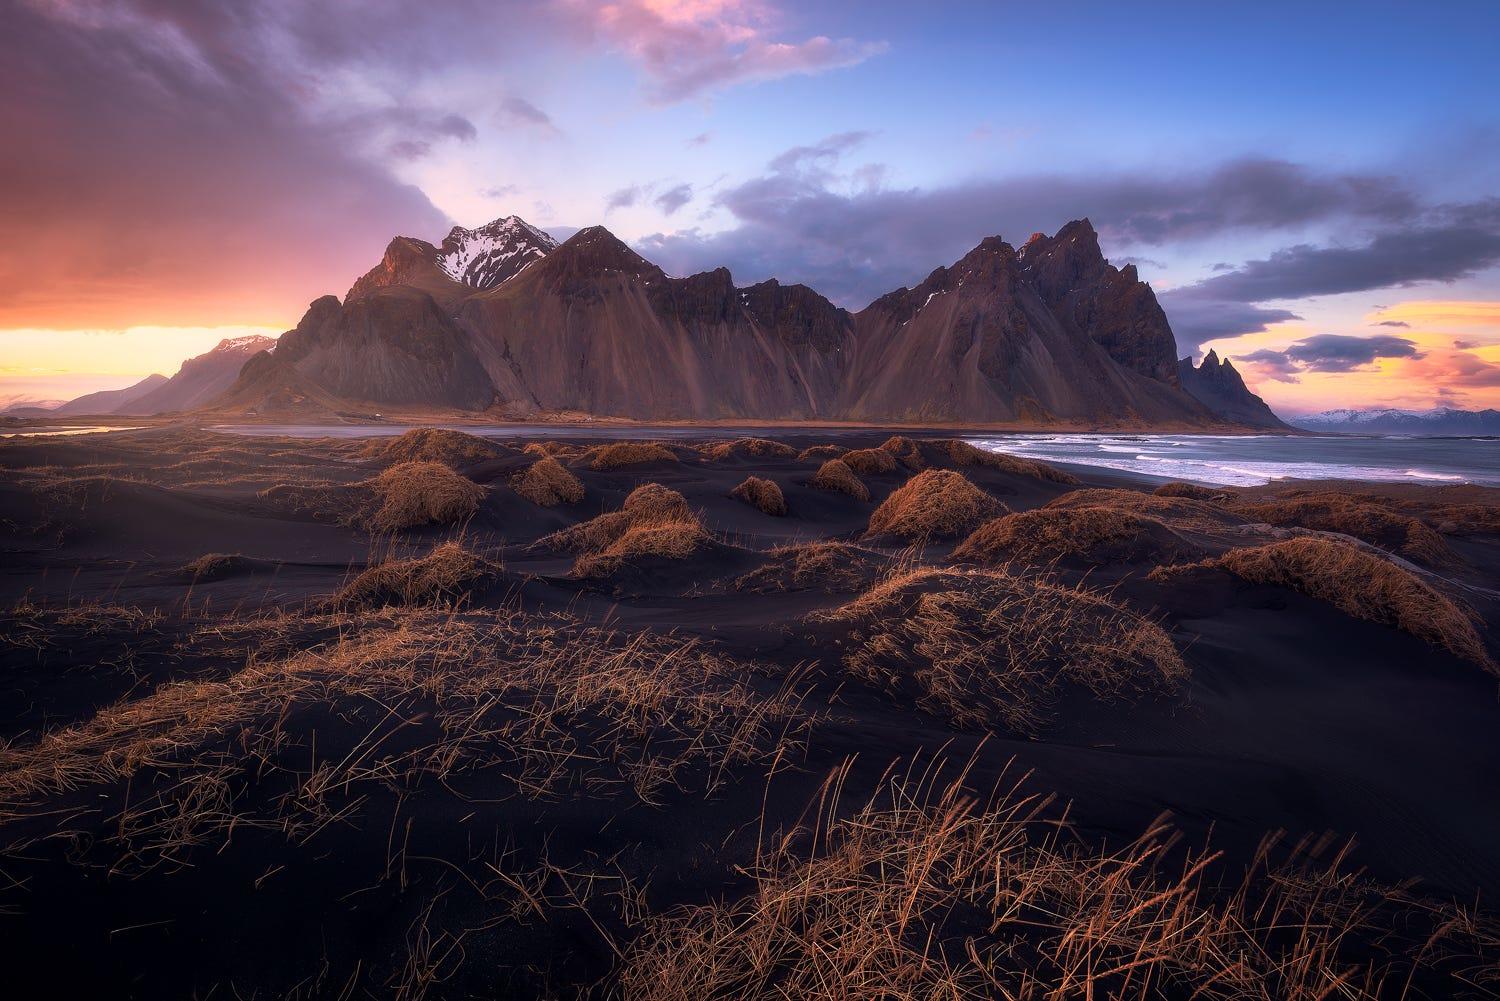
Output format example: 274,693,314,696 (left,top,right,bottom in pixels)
214,334,277,354
437,215,557,289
